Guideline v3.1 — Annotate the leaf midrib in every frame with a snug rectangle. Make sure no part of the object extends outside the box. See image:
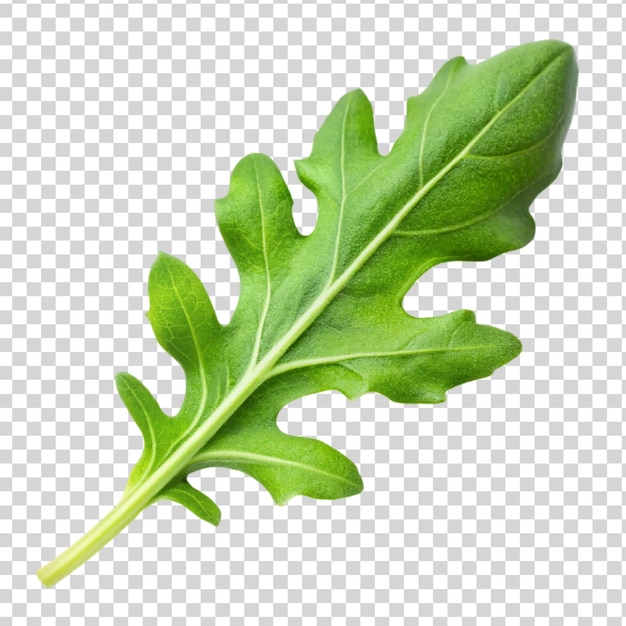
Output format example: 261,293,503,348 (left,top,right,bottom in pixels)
123,50,566,511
